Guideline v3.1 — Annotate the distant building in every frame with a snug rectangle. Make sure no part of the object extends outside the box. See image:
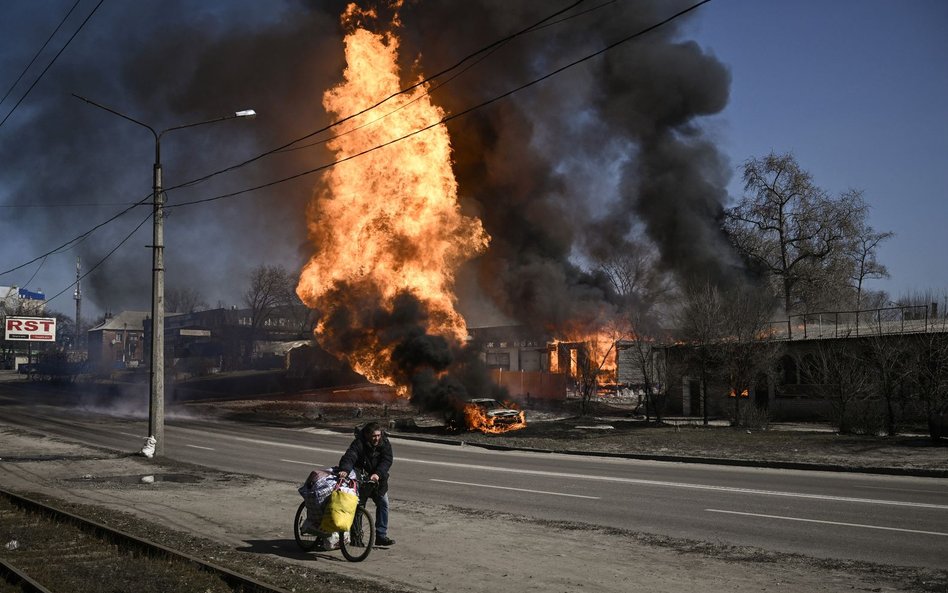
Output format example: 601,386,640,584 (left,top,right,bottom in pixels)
0,286,46,315
150,305,319,374
467,325,568,401
87,311,148,370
